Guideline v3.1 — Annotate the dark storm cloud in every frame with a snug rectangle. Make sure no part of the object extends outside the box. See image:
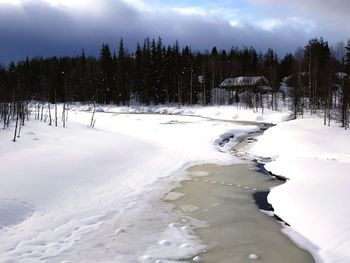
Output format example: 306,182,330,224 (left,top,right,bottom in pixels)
0,0,144,63
0,0,338,64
